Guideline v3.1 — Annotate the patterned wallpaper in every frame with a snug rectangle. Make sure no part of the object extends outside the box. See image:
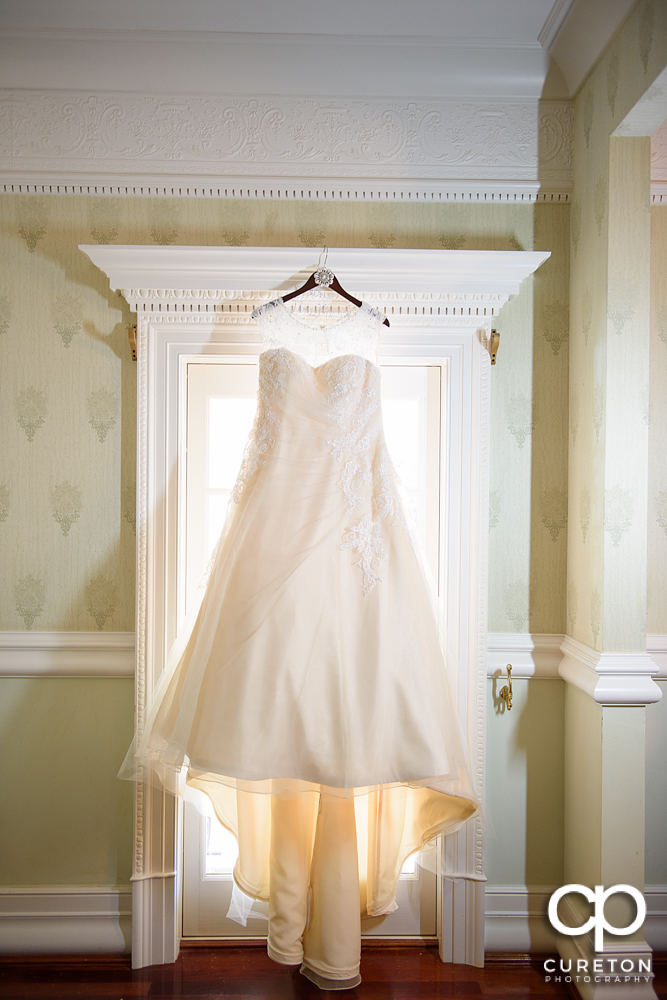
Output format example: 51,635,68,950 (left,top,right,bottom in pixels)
0,193,570,633
567,0,667,652
648,206,667,634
